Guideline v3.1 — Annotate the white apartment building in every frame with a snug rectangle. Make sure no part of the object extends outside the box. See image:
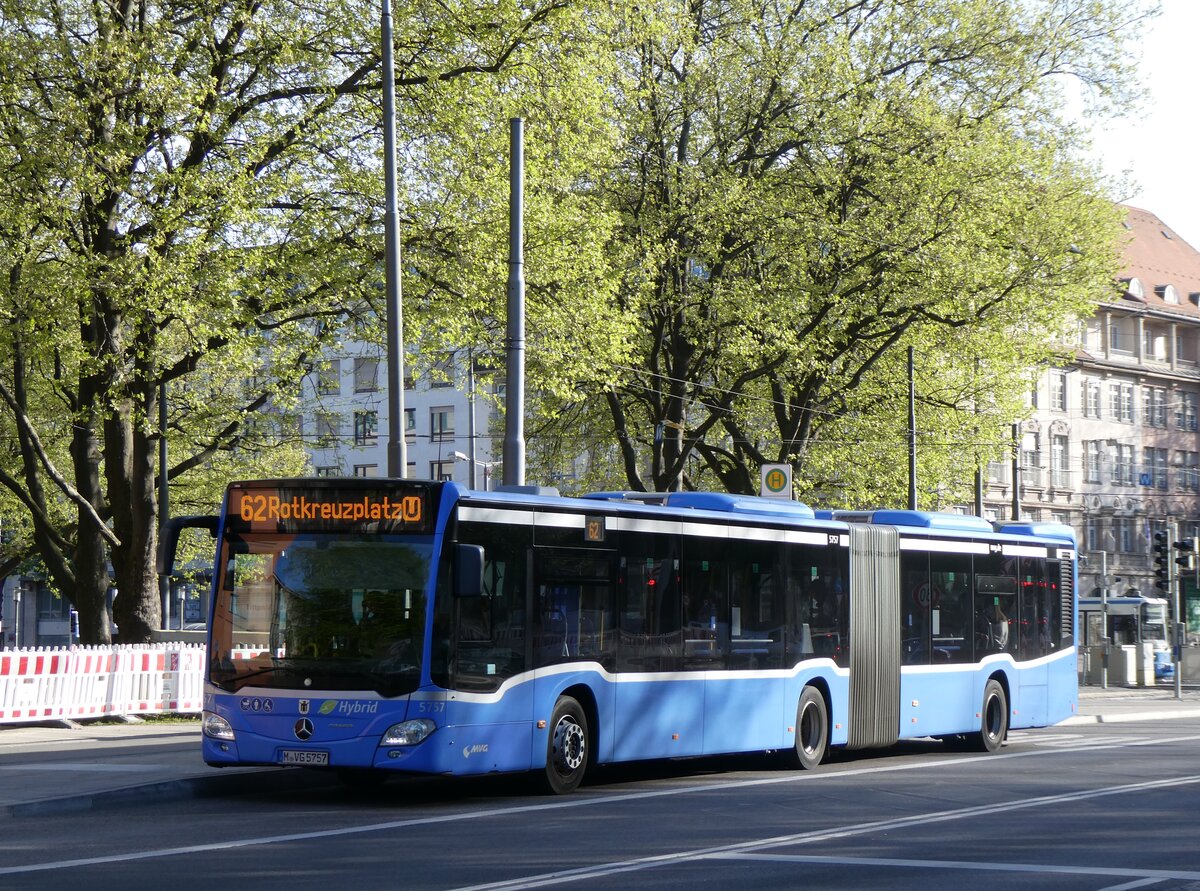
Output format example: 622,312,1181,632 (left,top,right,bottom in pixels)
299,344,500,489
983,206,1200,635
